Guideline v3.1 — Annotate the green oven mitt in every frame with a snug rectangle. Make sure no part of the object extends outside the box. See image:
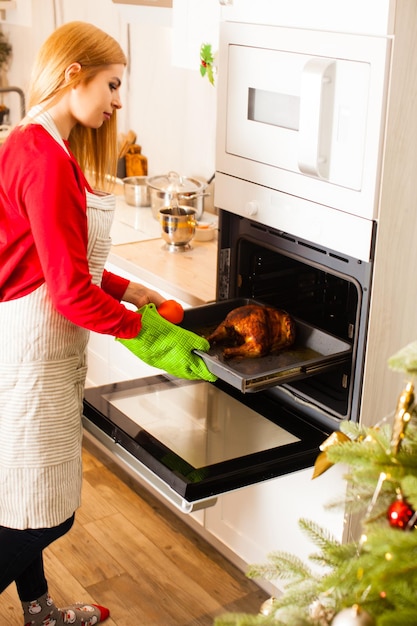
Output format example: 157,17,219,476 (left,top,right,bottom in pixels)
117,303,217,382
